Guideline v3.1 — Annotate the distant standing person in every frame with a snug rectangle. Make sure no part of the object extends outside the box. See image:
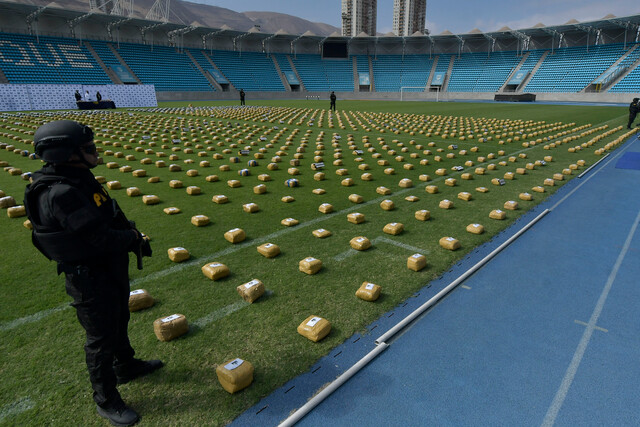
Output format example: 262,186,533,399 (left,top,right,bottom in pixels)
628,97,639,129
330,91,336,111
84,90,91,102
240,89,245,106
74,90,82,102
96,91,102,102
